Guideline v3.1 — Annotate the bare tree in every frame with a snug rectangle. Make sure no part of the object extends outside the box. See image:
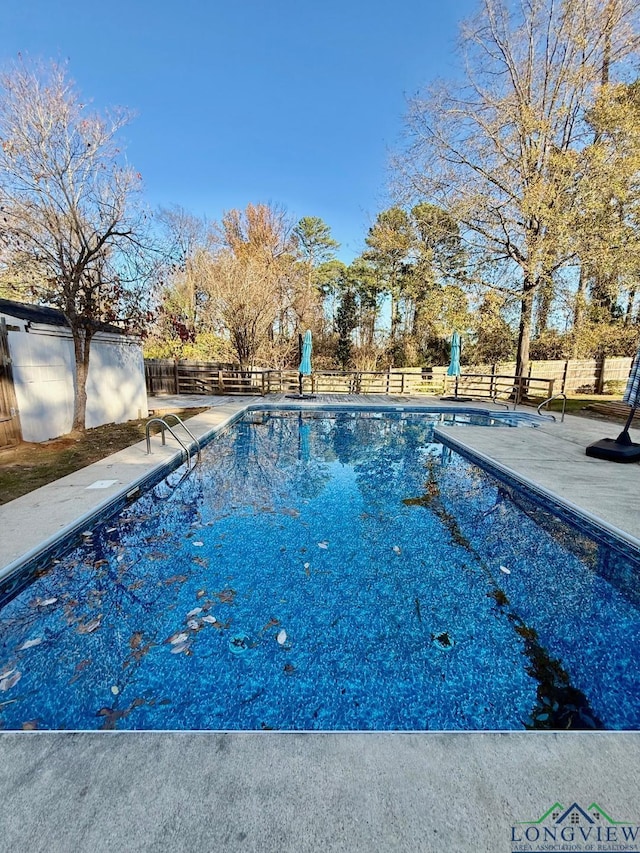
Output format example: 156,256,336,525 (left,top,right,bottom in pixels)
205,251,279,368
396,0,639,377
153,206,213,347
0,59,150,430
215,203,321,360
